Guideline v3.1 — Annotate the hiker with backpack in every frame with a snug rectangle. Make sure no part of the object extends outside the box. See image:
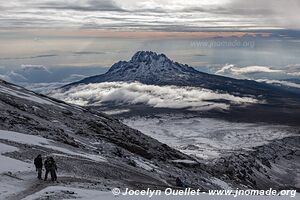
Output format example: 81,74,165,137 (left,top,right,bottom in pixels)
34,154,43,180
50,157,57,181
44,156,57,181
